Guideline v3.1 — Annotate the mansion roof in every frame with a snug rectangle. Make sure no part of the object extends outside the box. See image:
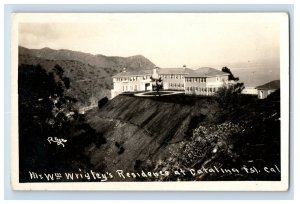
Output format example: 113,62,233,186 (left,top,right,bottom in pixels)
185,67,229,78
256,80,280,90
113,69,152,77
112,67,228,78
156,68,194,75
